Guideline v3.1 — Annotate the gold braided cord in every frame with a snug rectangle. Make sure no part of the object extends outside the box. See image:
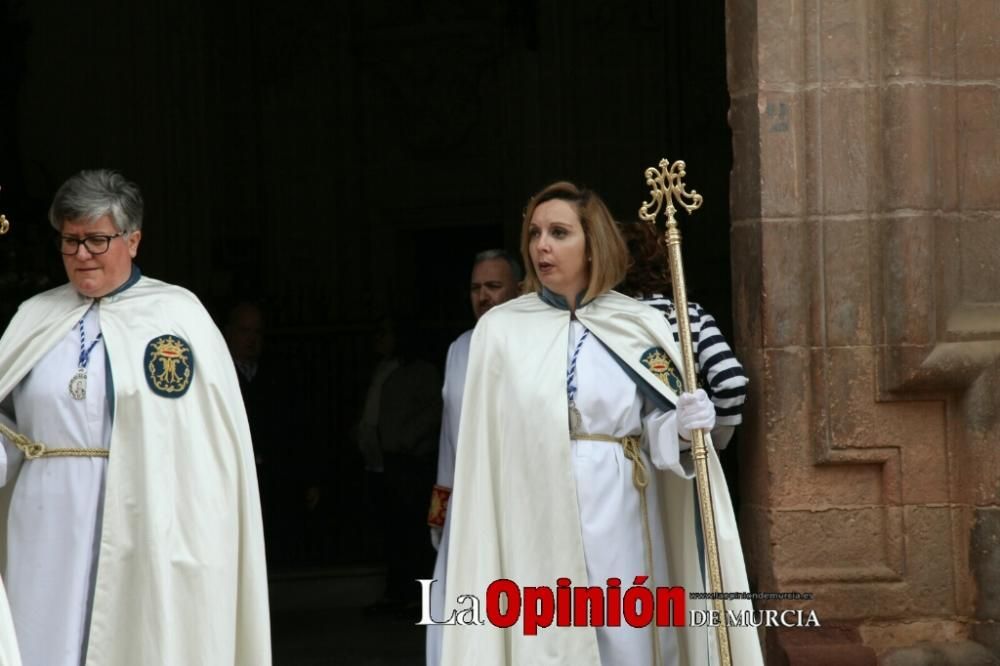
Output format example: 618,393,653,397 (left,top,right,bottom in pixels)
0,422,108,460
572,432,662,666
34,448,108,458
620,436,649,491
